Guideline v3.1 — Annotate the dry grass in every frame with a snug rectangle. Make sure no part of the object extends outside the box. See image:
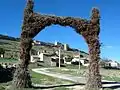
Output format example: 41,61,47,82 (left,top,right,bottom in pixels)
47,66,120,82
